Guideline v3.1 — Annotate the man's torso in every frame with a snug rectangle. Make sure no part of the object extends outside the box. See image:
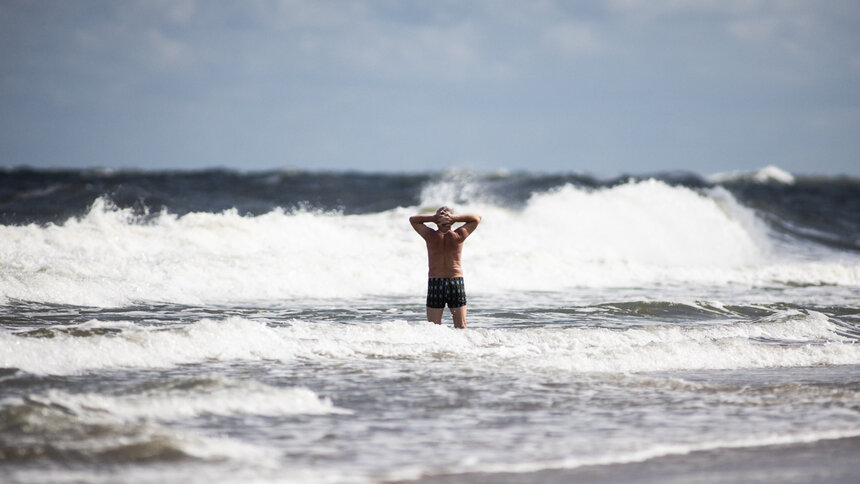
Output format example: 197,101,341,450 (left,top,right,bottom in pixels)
424,229,465,278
